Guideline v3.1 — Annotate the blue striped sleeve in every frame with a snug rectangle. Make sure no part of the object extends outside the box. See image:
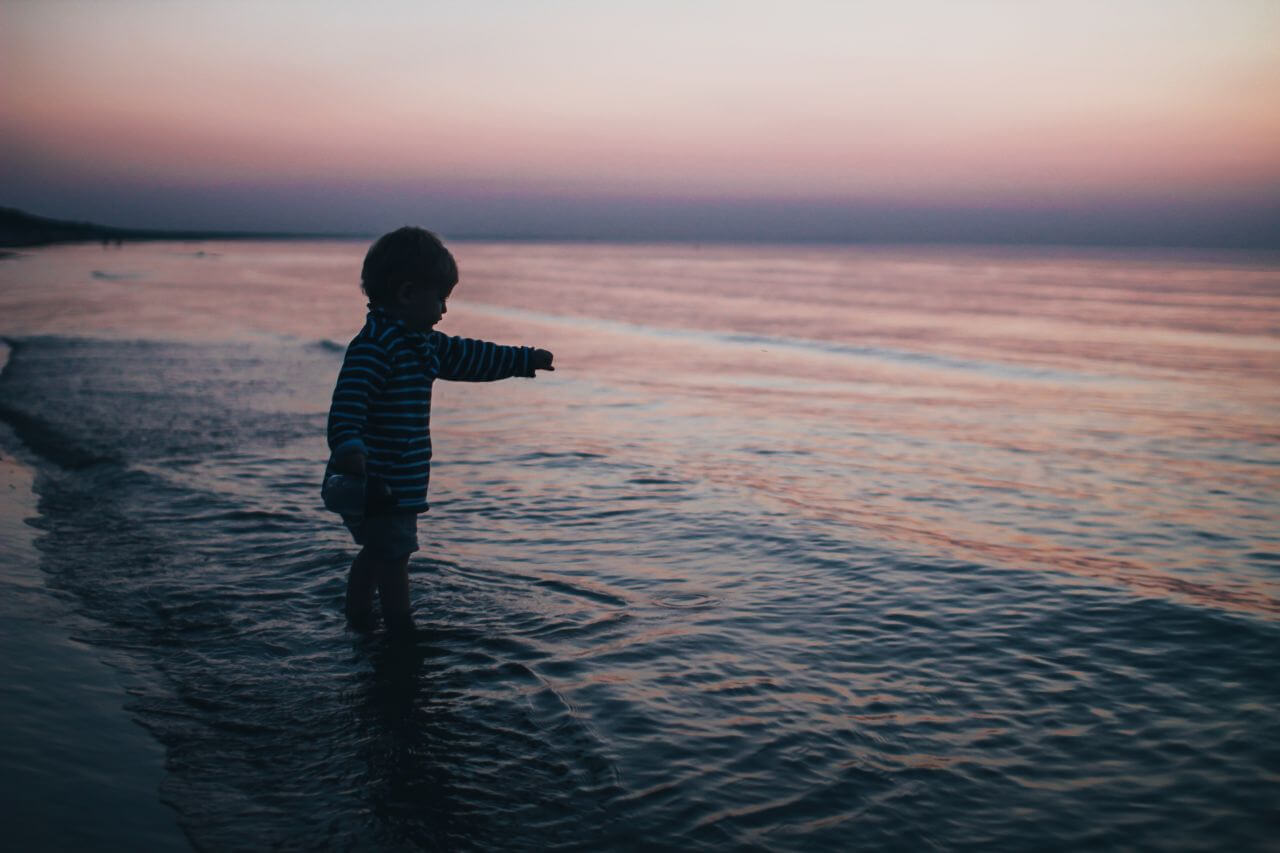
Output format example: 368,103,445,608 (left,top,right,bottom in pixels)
429,332,534,382
327,334,392,455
